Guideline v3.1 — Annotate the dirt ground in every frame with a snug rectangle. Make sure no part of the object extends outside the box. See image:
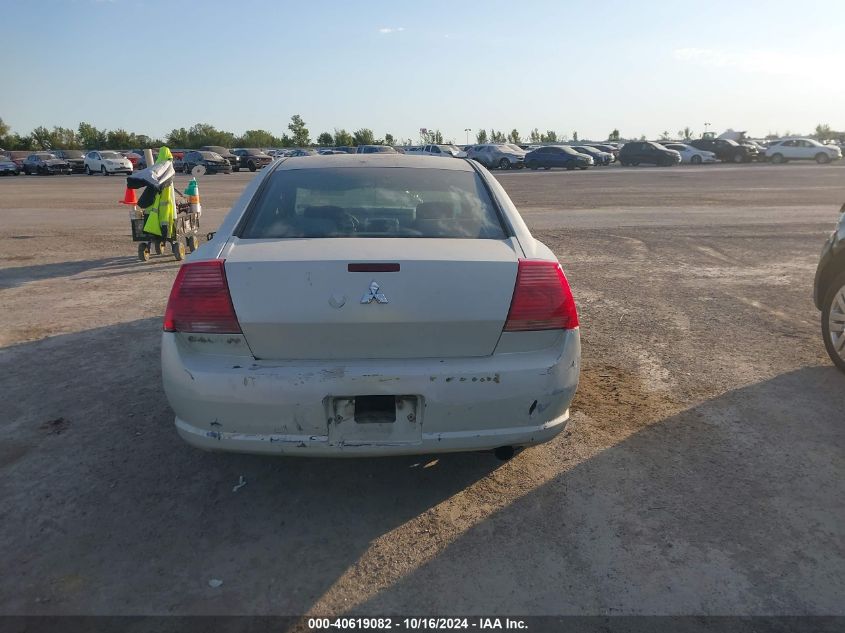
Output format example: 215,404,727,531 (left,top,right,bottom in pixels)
0,163,843,616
